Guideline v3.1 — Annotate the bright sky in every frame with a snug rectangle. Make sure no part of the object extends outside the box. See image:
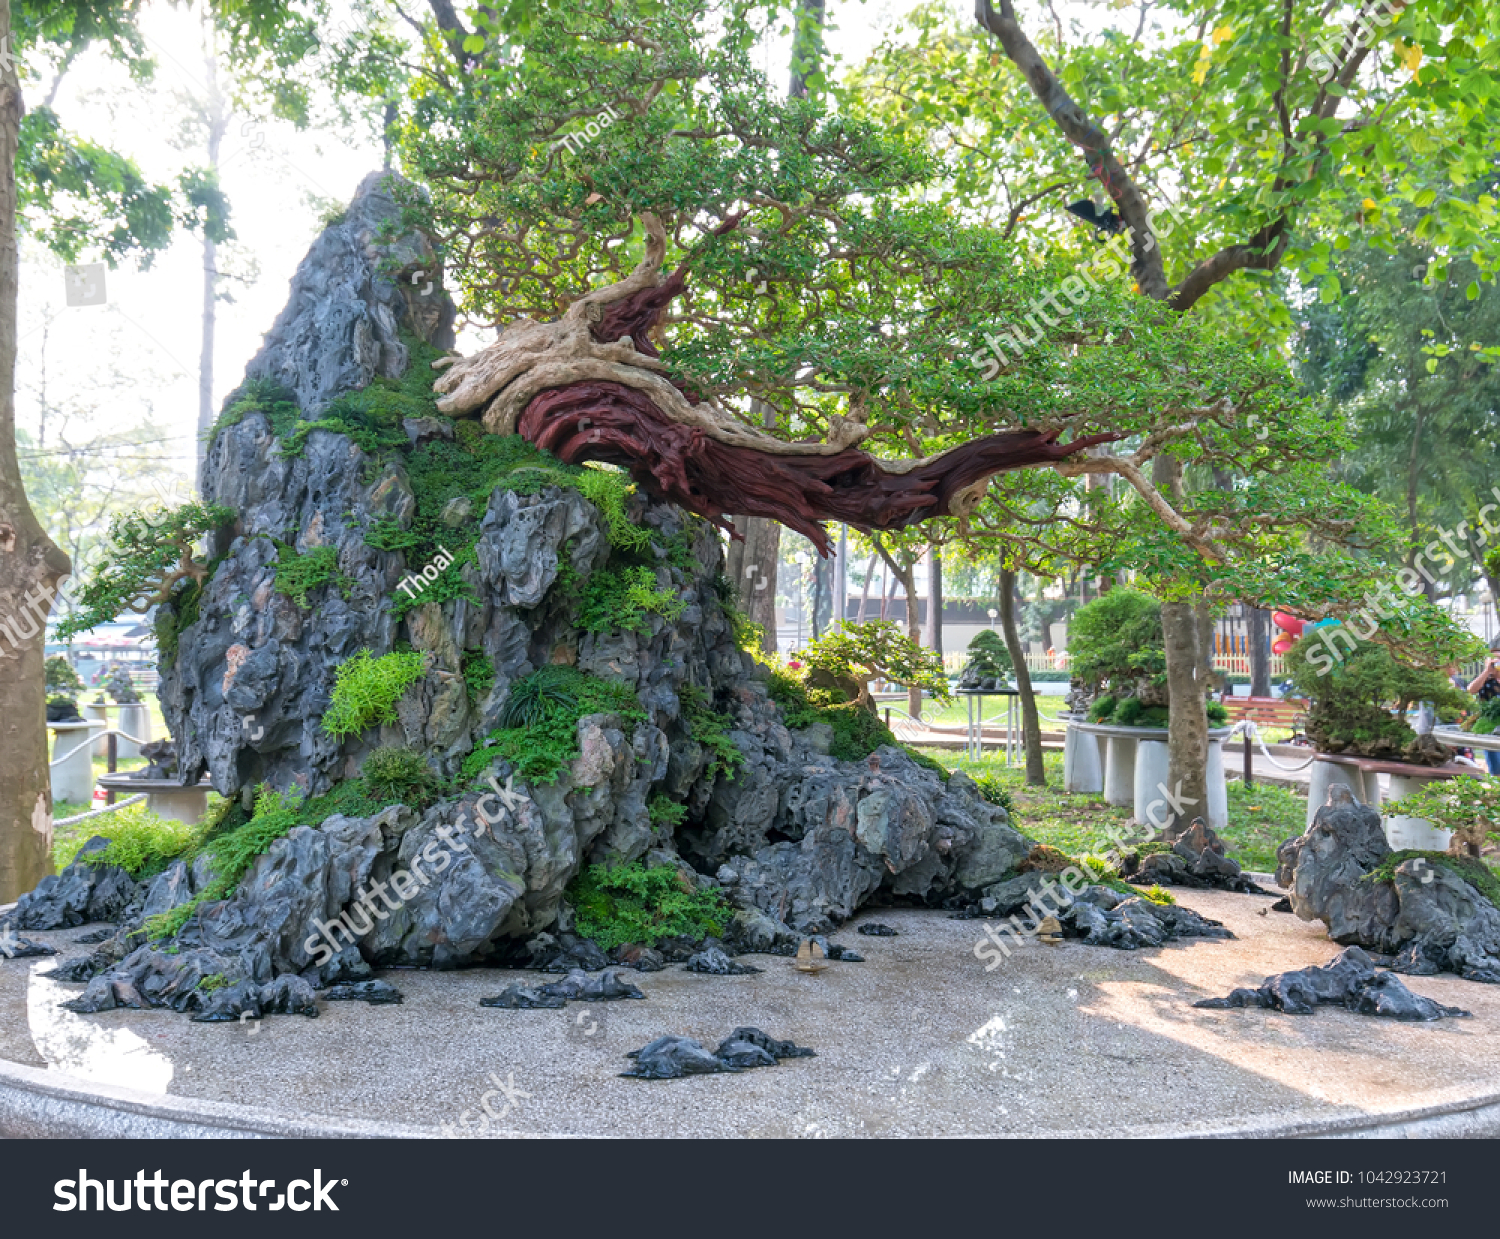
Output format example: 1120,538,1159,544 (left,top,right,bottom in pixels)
15,0,954,493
